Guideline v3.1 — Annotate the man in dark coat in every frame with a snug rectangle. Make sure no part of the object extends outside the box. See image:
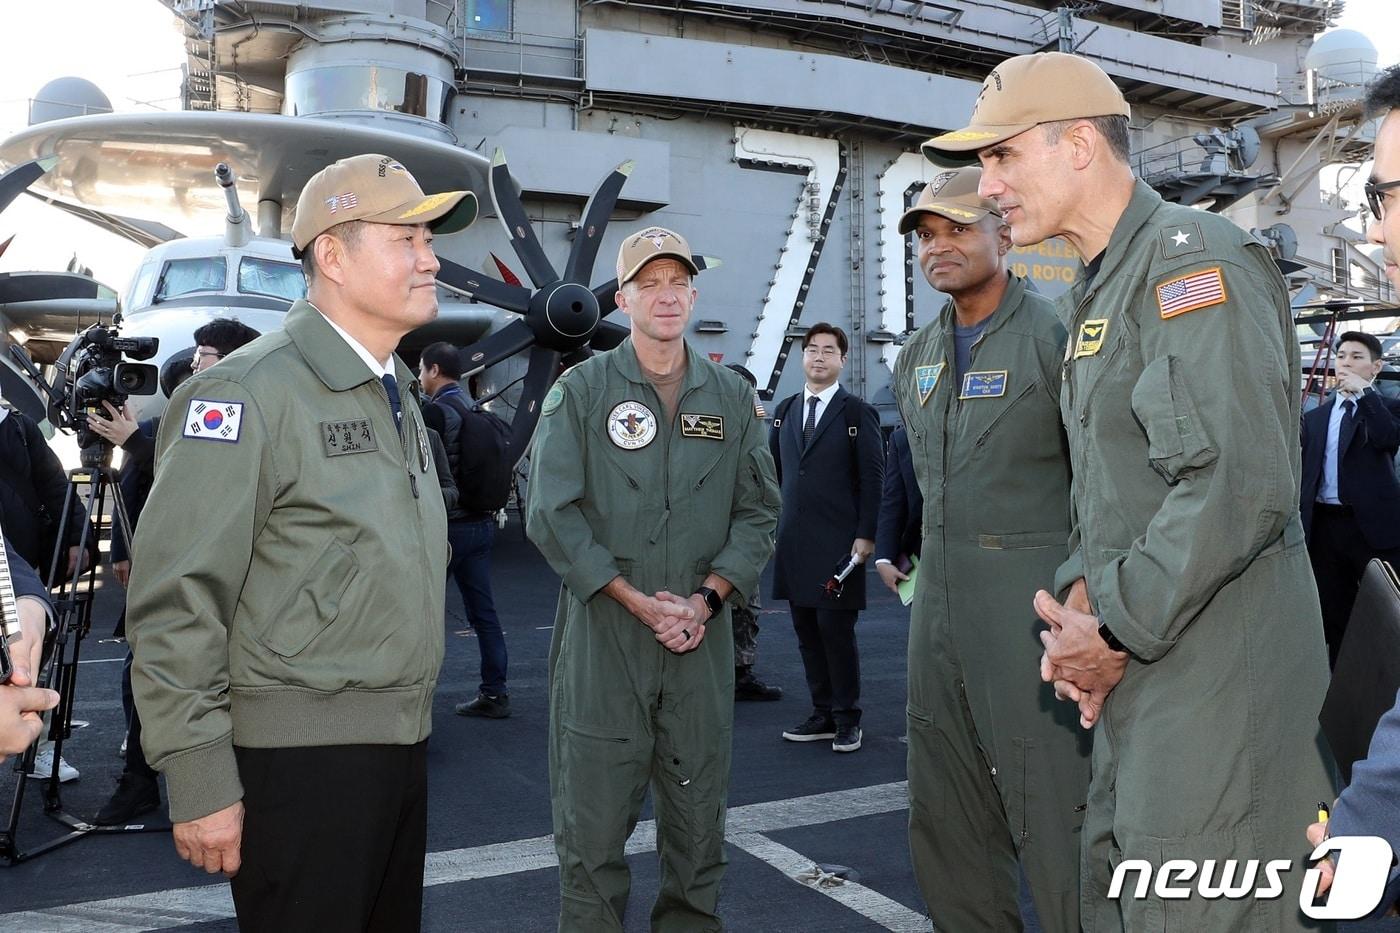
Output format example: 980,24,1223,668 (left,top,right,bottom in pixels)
1298,330,1400,665
769,322,884,753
